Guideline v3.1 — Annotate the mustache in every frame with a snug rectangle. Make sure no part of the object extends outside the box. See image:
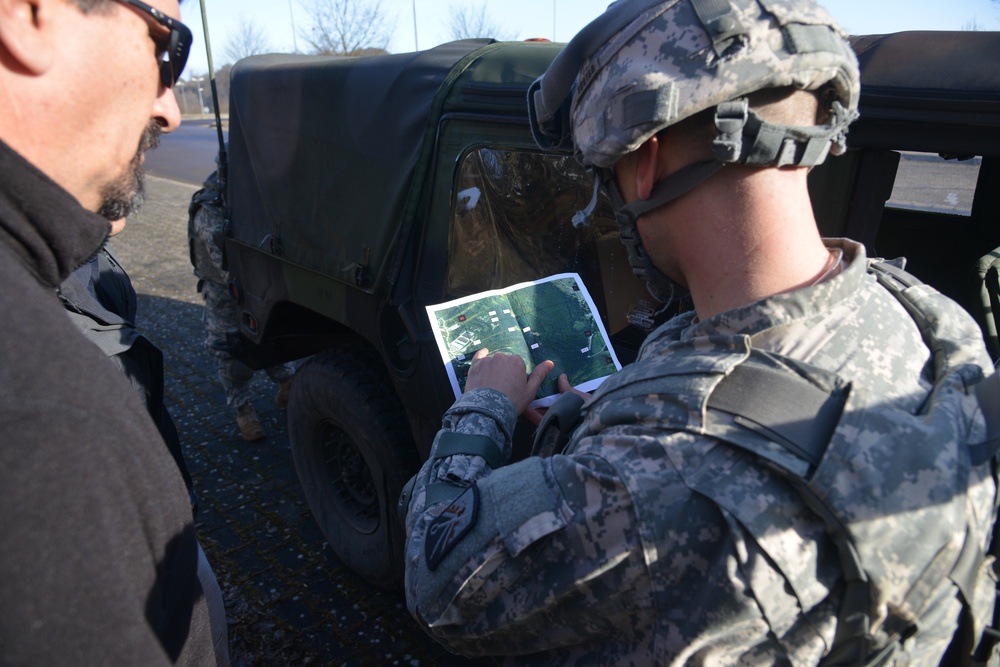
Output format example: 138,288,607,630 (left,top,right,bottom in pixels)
97,122,163,221
138,122,162,156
